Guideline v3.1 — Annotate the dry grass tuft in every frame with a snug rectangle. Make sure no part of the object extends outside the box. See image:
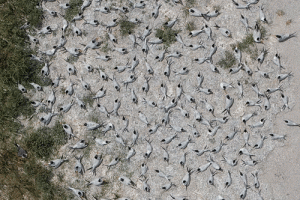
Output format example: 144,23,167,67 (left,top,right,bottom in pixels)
276,10,285,16
186,21,196,32
286,19,292,26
